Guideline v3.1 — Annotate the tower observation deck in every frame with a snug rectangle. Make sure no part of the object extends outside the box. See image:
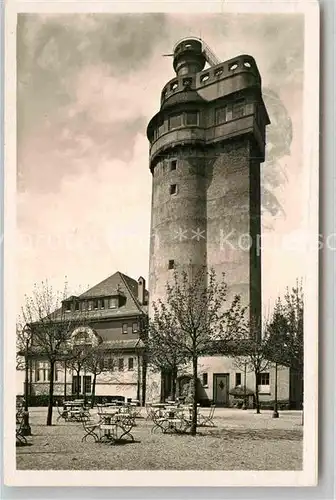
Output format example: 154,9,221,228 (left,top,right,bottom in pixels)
147,38,270,327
